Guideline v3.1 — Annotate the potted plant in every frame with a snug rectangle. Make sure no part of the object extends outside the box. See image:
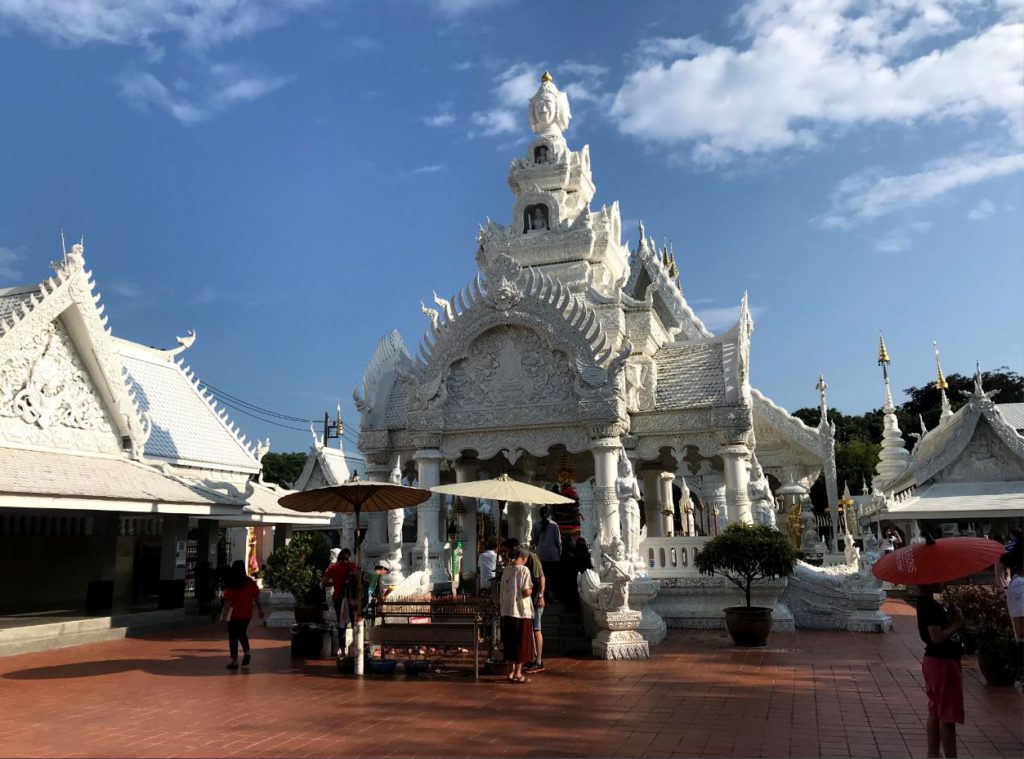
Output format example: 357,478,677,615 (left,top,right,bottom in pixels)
264,531,331,624
694,522,796,647
943,583,1019,686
